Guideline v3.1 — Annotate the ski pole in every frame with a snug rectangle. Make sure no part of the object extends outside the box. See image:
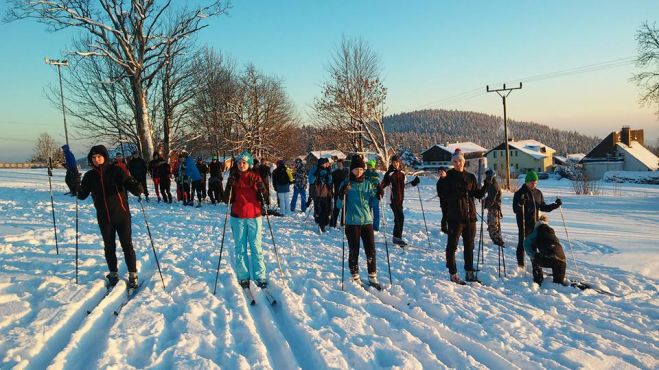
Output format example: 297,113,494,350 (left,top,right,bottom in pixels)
416,185,432,250
521,200,526,272
380,189,392,286
47,157,59,255
213,187,232,295
341,191,347,291
138,197,166,290
476,200,485,275
558,205,580,278
497,243,501,278
501,245,507,277
75,194,79,284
